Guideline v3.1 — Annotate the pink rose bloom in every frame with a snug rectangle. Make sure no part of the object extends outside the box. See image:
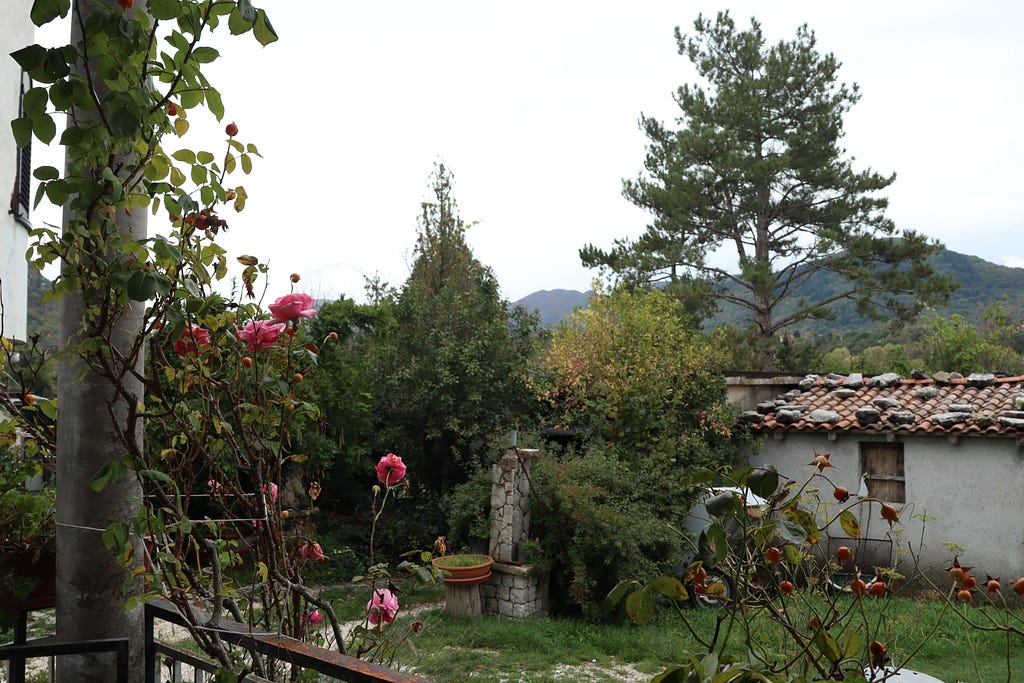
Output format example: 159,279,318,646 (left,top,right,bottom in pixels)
239,319,285,352
173,324,211,358
366,588,399,625
269,293,317,323
300,541,326,562
264,482,278,502
374,453,407,485
305,609,323,626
